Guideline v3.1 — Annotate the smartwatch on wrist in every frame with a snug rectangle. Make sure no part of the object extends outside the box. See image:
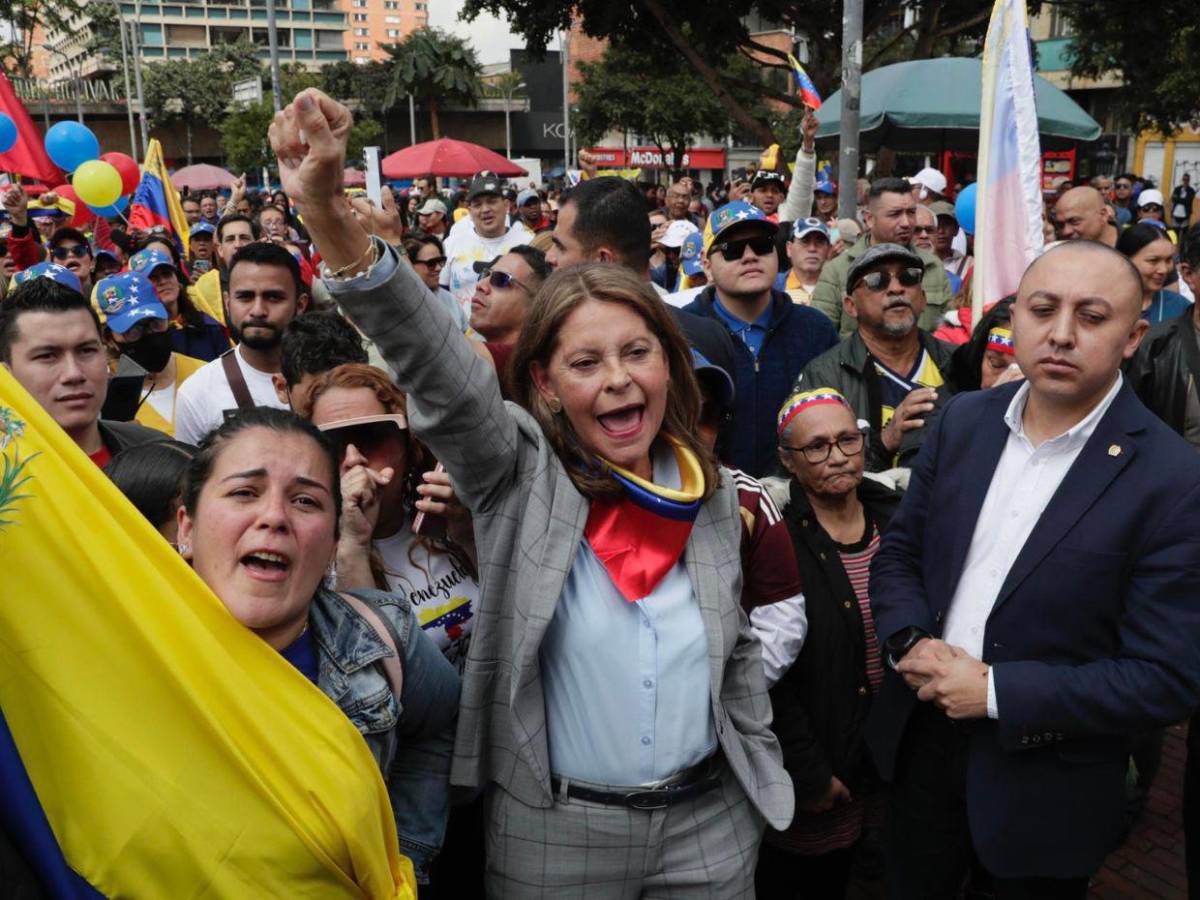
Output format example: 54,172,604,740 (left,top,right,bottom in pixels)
885,626,930,669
